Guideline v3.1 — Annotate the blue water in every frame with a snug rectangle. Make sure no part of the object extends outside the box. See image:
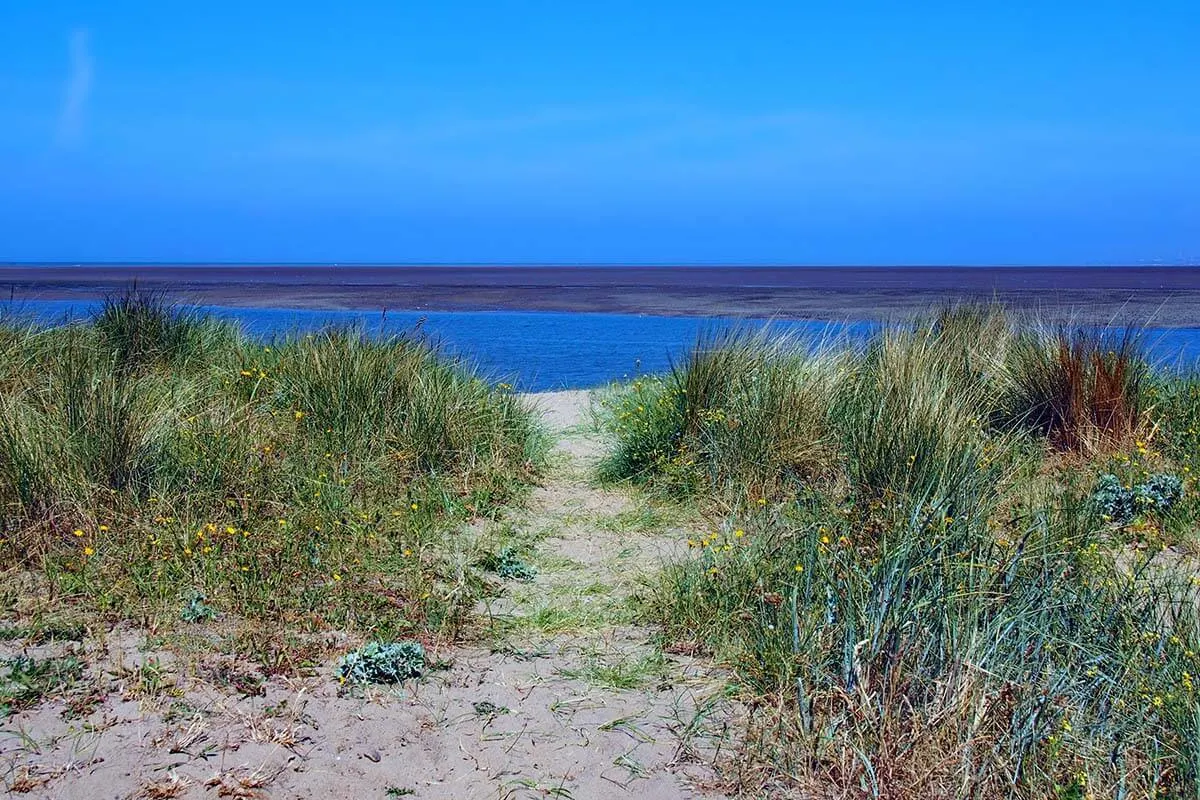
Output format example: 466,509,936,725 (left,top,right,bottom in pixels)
6,300,1200,391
